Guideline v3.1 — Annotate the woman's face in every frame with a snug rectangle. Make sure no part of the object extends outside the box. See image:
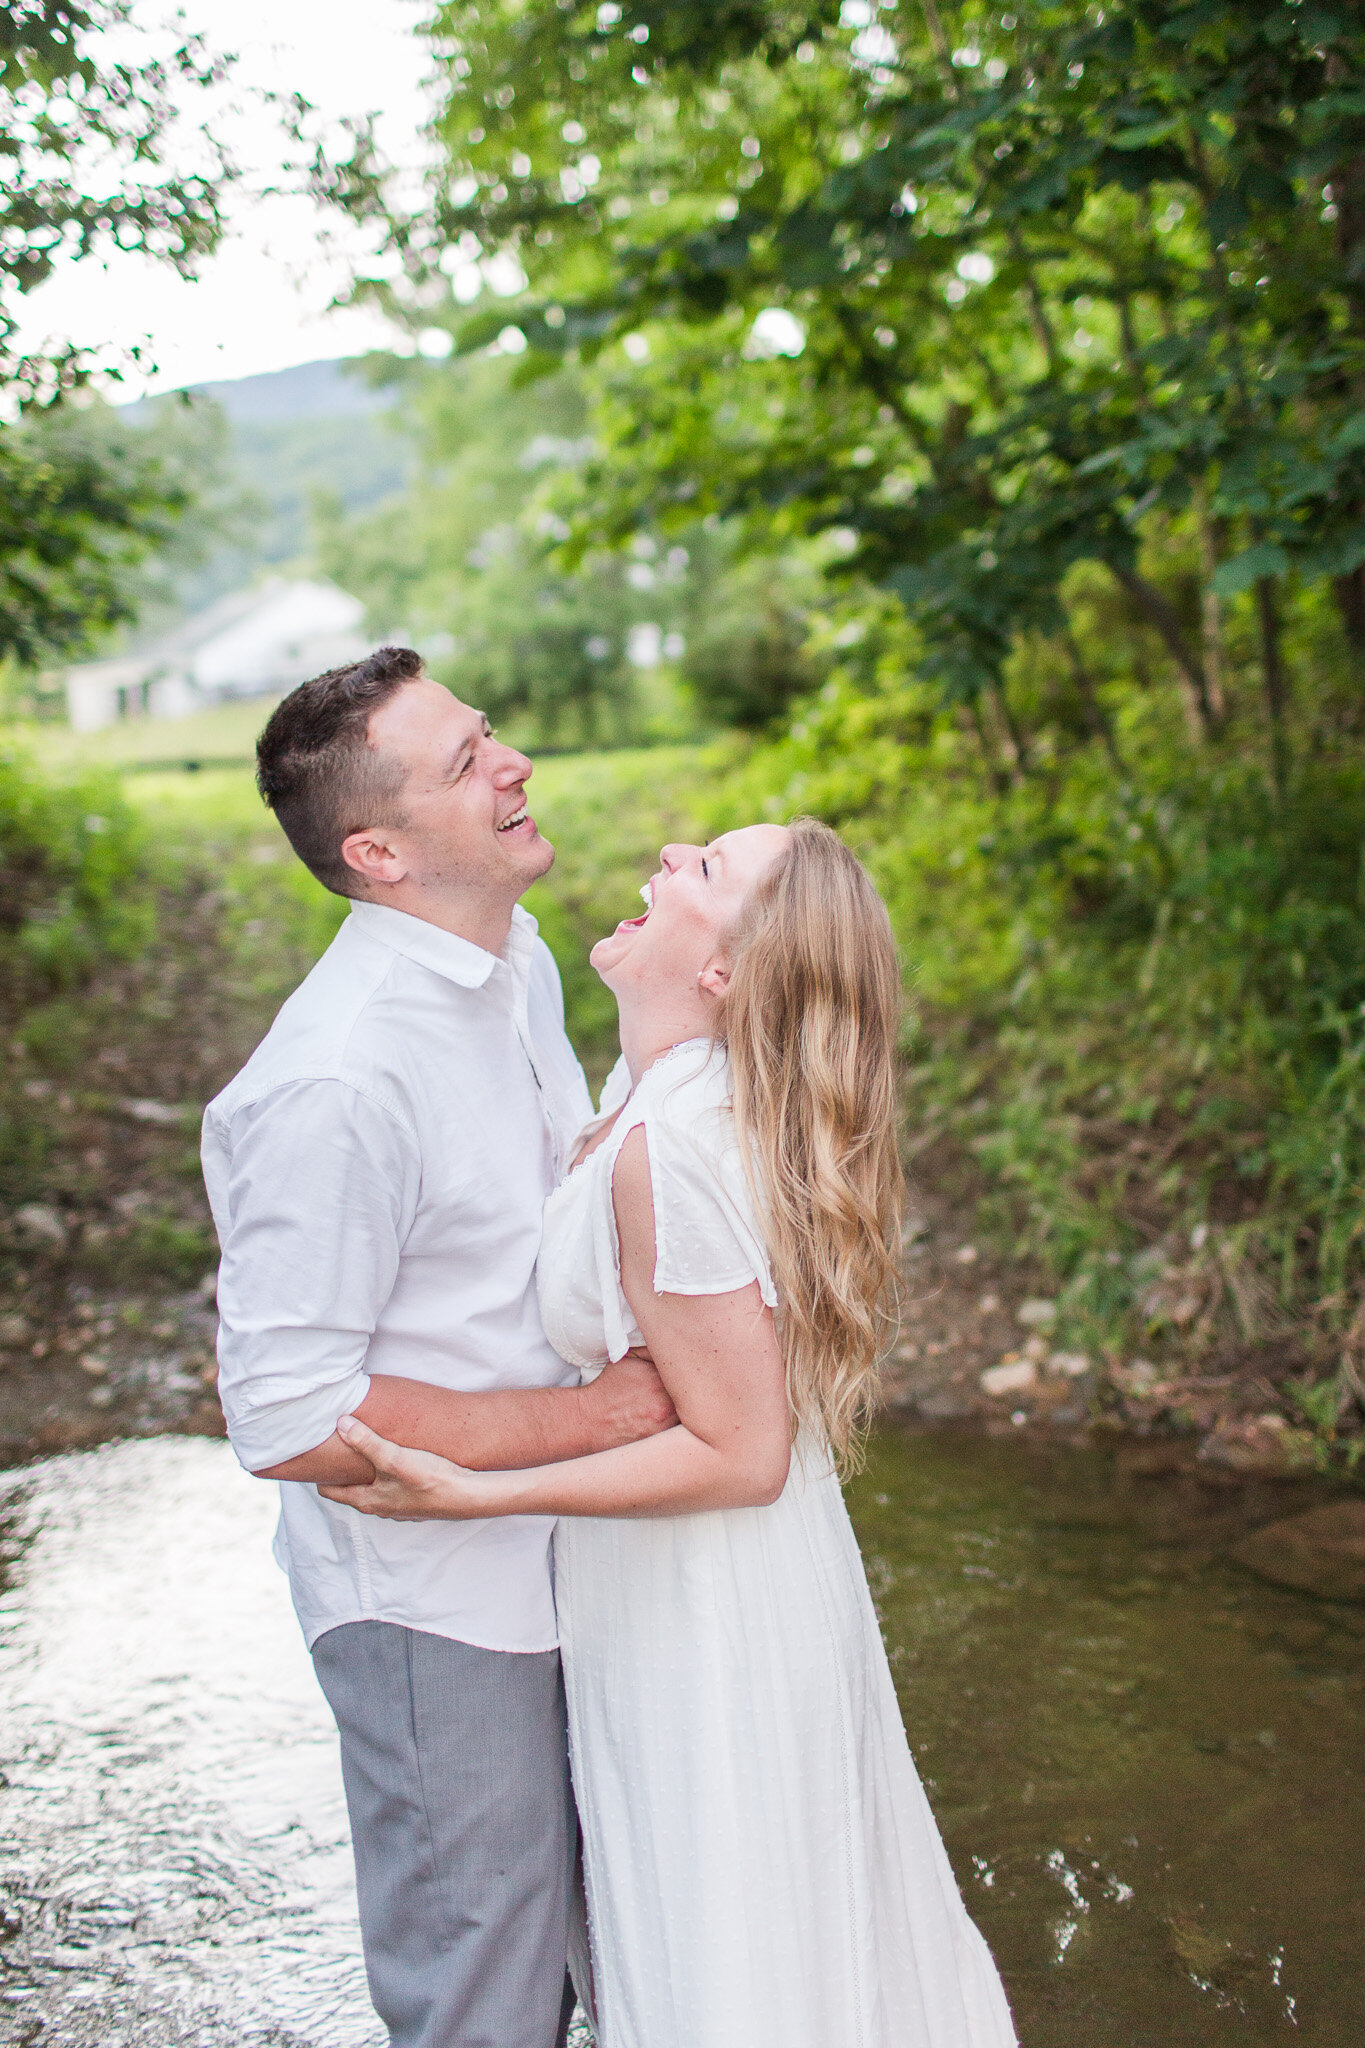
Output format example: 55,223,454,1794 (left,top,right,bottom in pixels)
591,824,791,1001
